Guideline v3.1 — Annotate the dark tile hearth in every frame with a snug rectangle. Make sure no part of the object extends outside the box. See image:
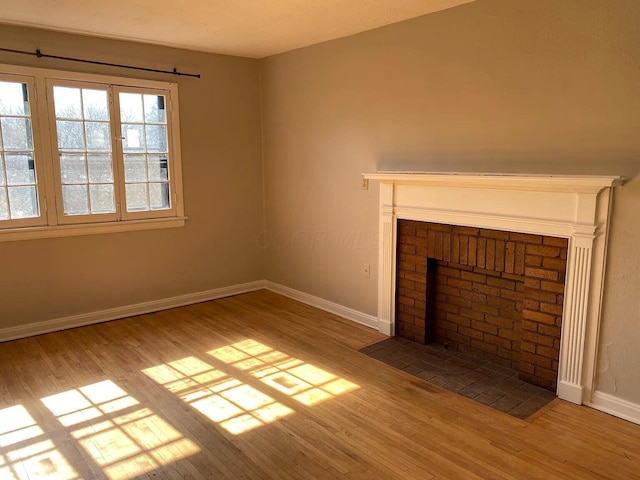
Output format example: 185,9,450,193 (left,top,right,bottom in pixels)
360,337,555,419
